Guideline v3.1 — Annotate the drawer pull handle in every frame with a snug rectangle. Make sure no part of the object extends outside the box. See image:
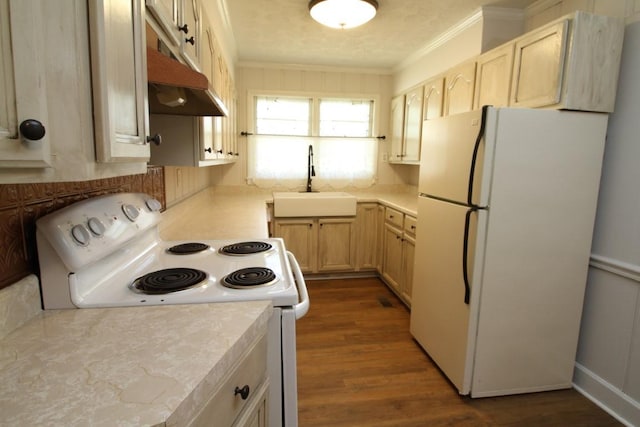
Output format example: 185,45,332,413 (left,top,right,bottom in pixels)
234,385,250,400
